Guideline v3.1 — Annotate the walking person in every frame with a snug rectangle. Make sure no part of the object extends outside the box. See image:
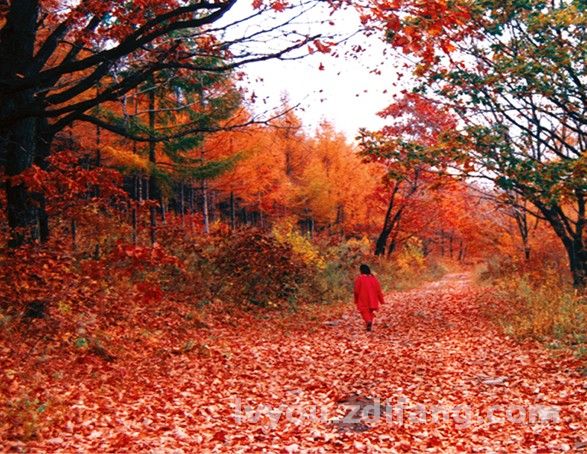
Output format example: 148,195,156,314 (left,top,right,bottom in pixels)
354,264,385,331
